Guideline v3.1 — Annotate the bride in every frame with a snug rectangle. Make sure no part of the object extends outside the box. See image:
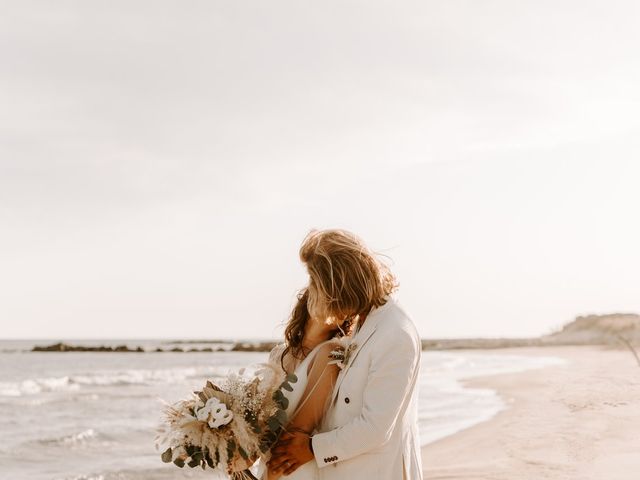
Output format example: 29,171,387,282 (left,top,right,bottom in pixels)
256,283,354,480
